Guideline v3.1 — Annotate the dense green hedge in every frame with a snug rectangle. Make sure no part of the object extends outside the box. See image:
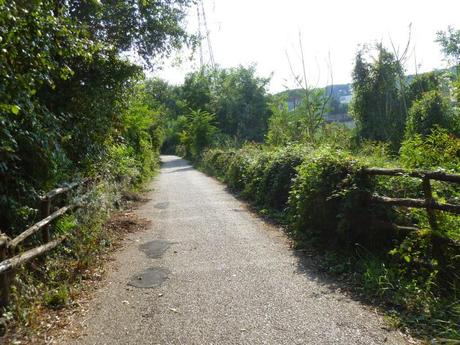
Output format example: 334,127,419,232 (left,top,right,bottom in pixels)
201,145,399,246
199,143,460,340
